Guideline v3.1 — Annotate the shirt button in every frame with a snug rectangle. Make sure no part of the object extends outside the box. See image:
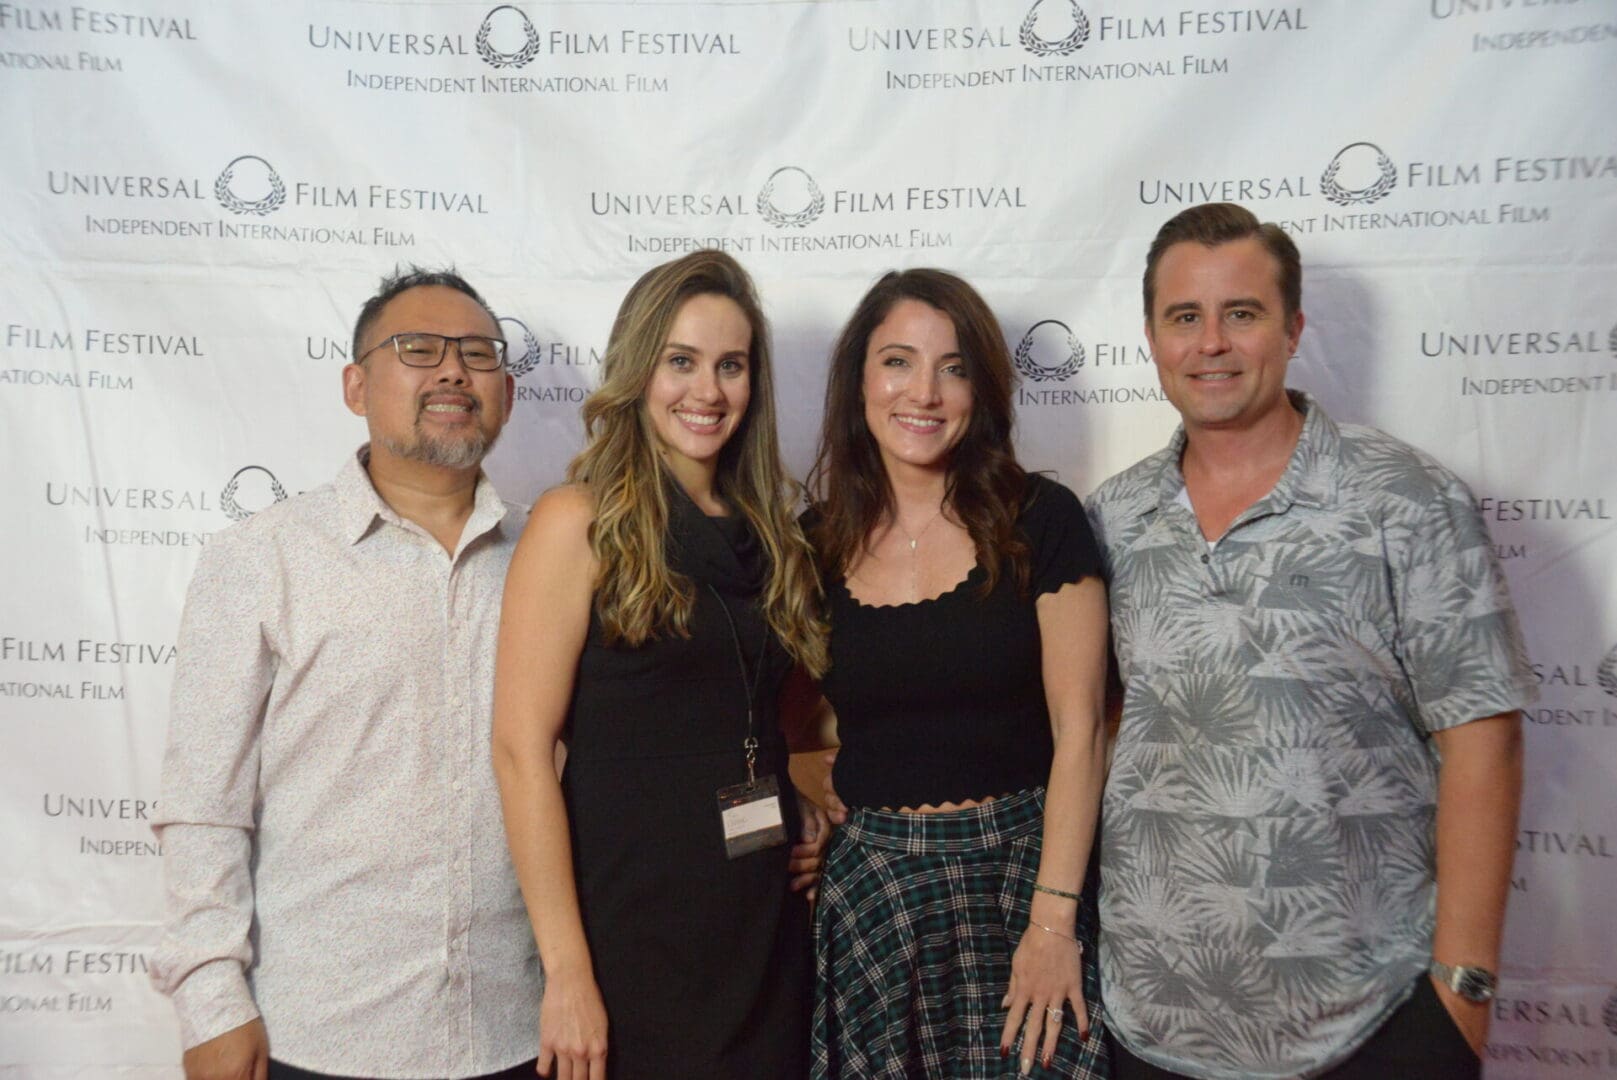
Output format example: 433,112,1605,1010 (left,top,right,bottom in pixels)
1201,554,1210,564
